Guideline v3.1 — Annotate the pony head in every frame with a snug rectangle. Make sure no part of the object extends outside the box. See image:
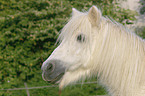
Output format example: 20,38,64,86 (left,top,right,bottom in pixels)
41,5,145,96
41,6,102,89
